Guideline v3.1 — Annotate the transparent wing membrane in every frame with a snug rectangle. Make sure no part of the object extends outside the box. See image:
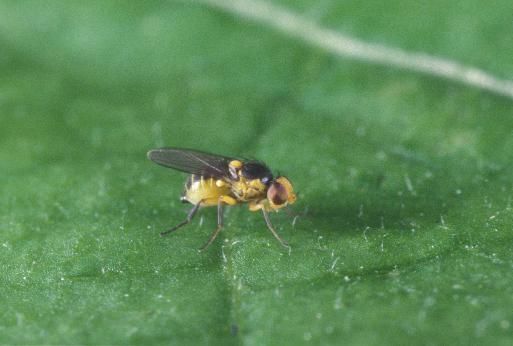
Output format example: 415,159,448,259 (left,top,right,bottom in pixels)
147,147,233,178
